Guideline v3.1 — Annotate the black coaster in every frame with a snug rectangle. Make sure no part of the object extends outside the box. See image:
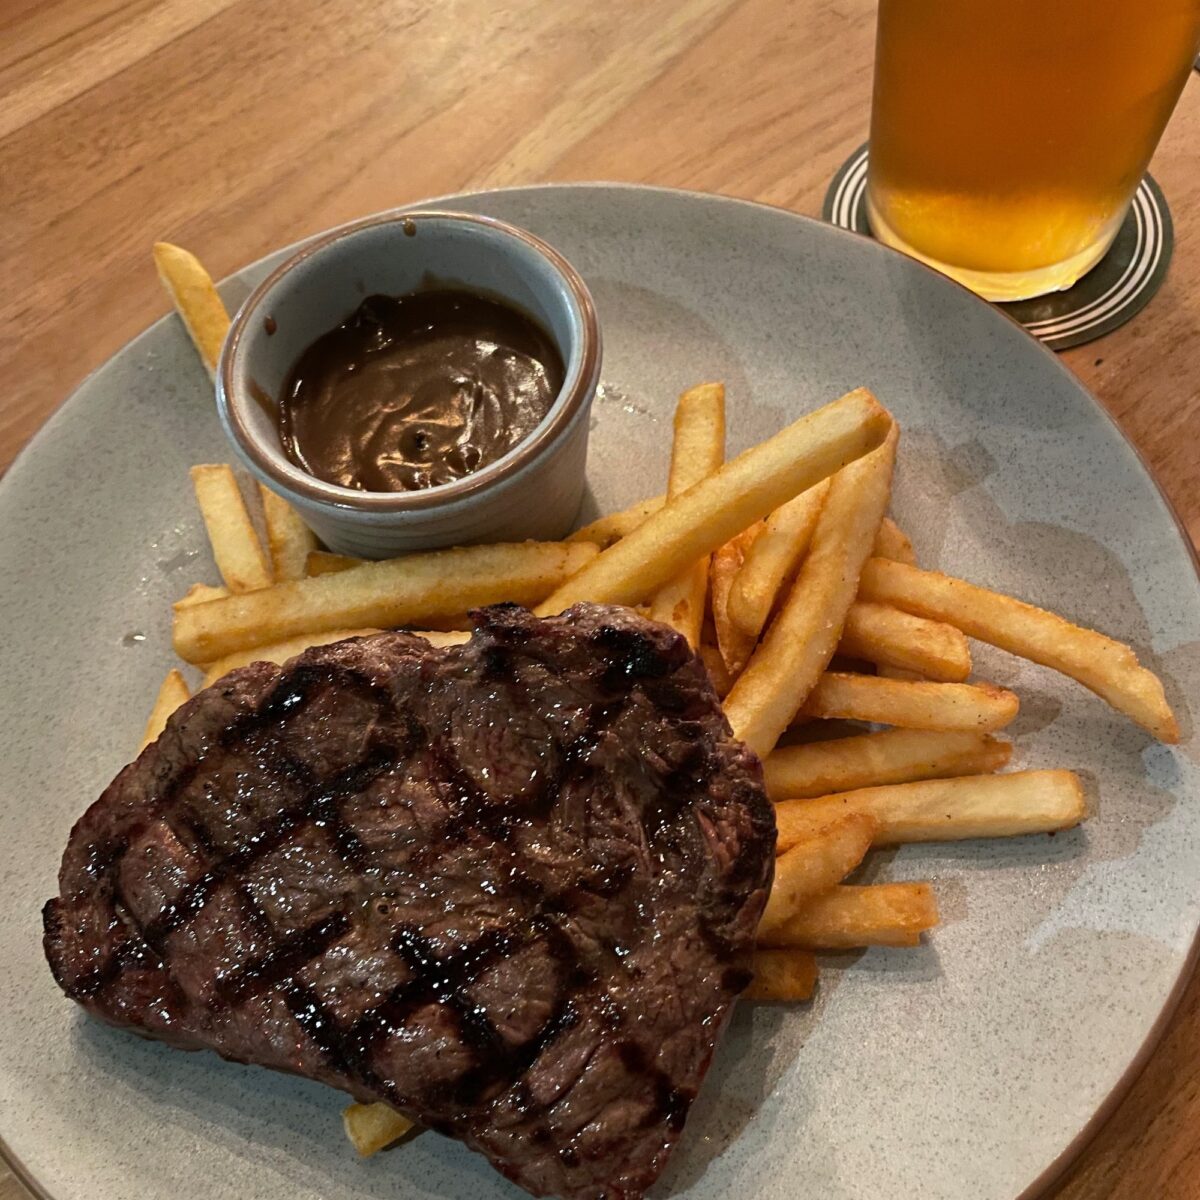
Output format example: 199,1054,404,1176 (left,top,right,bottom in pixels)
822,143,1174,351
